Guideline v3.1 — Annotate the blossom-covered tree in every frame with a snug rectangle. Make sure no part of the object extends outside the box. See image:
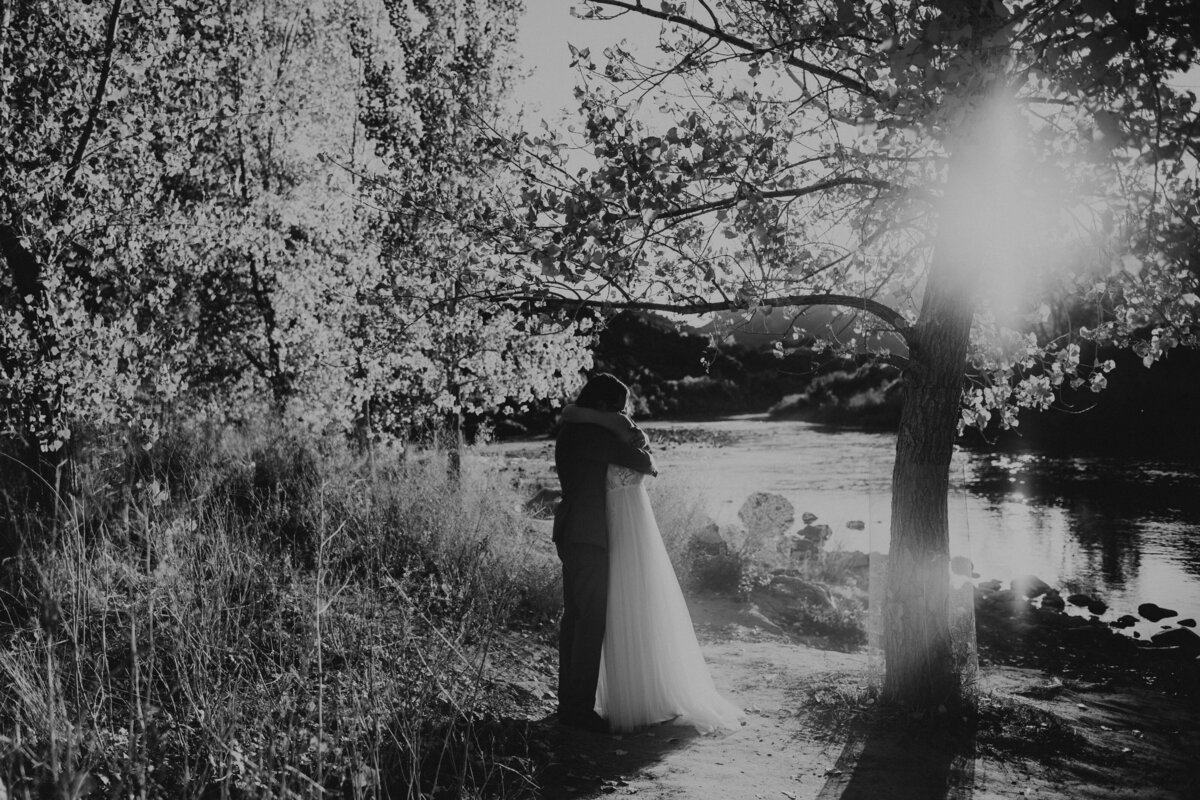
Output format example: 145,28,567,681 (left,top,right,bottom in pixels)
1,0,591,502
2,1,200,498
344,0,593,463
503,0,1200,708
